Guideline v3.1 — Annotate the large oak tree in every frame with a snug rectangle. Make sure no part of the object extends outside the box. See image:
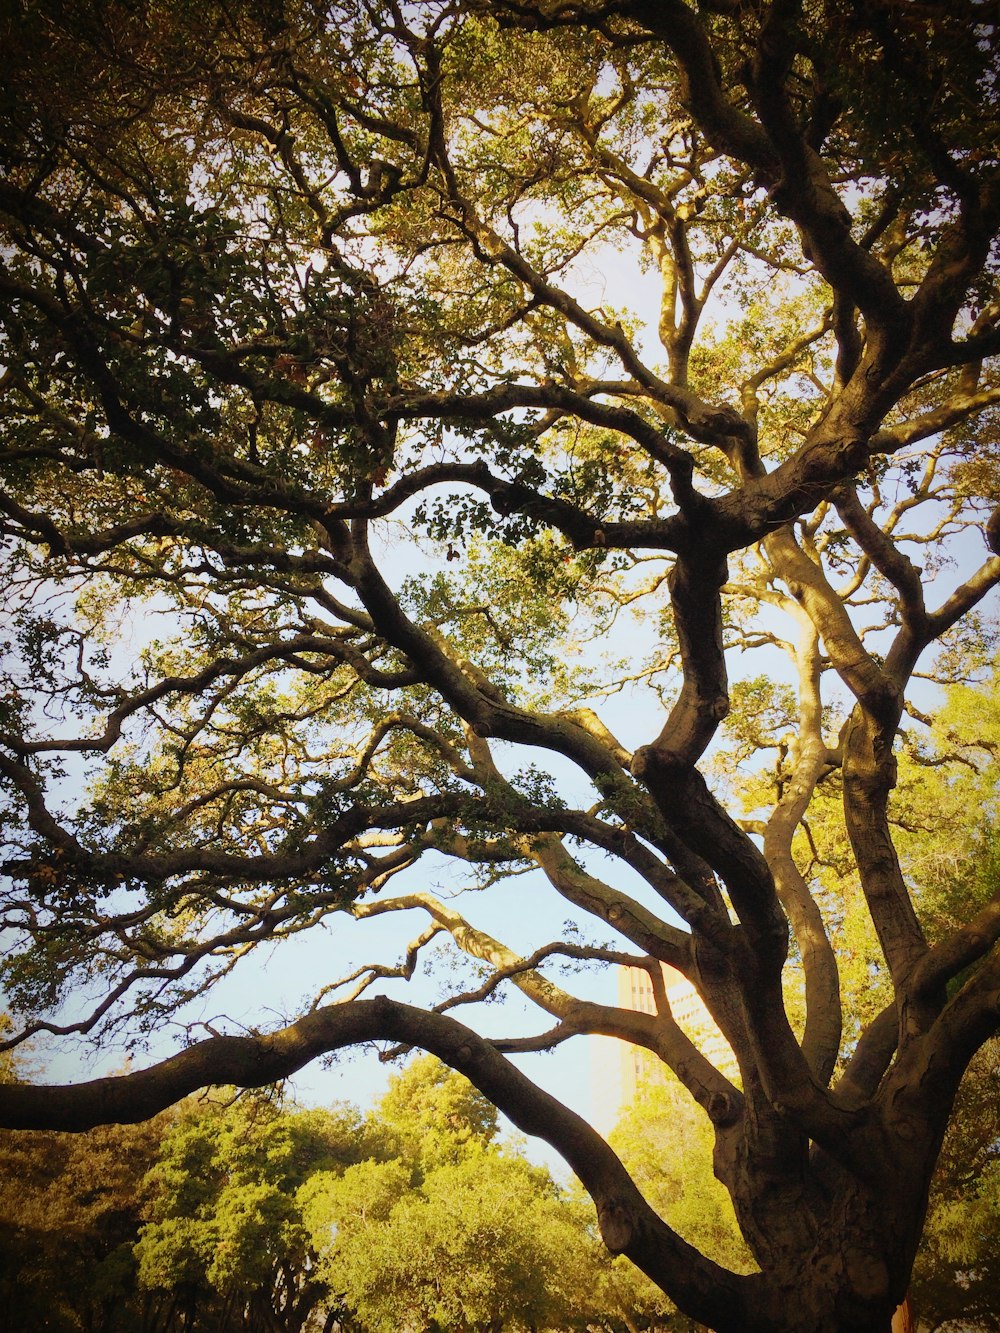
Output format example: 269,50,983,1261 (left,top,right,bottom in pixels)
1,2,998,1329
